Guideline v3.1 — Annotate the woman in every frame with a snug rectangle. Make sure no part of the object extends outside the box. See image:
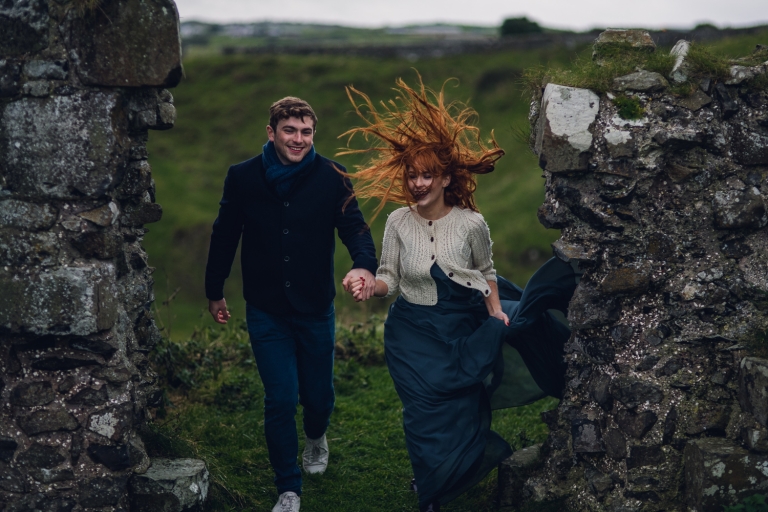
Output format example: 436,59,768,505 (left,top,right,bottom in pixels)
341,75,579,511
